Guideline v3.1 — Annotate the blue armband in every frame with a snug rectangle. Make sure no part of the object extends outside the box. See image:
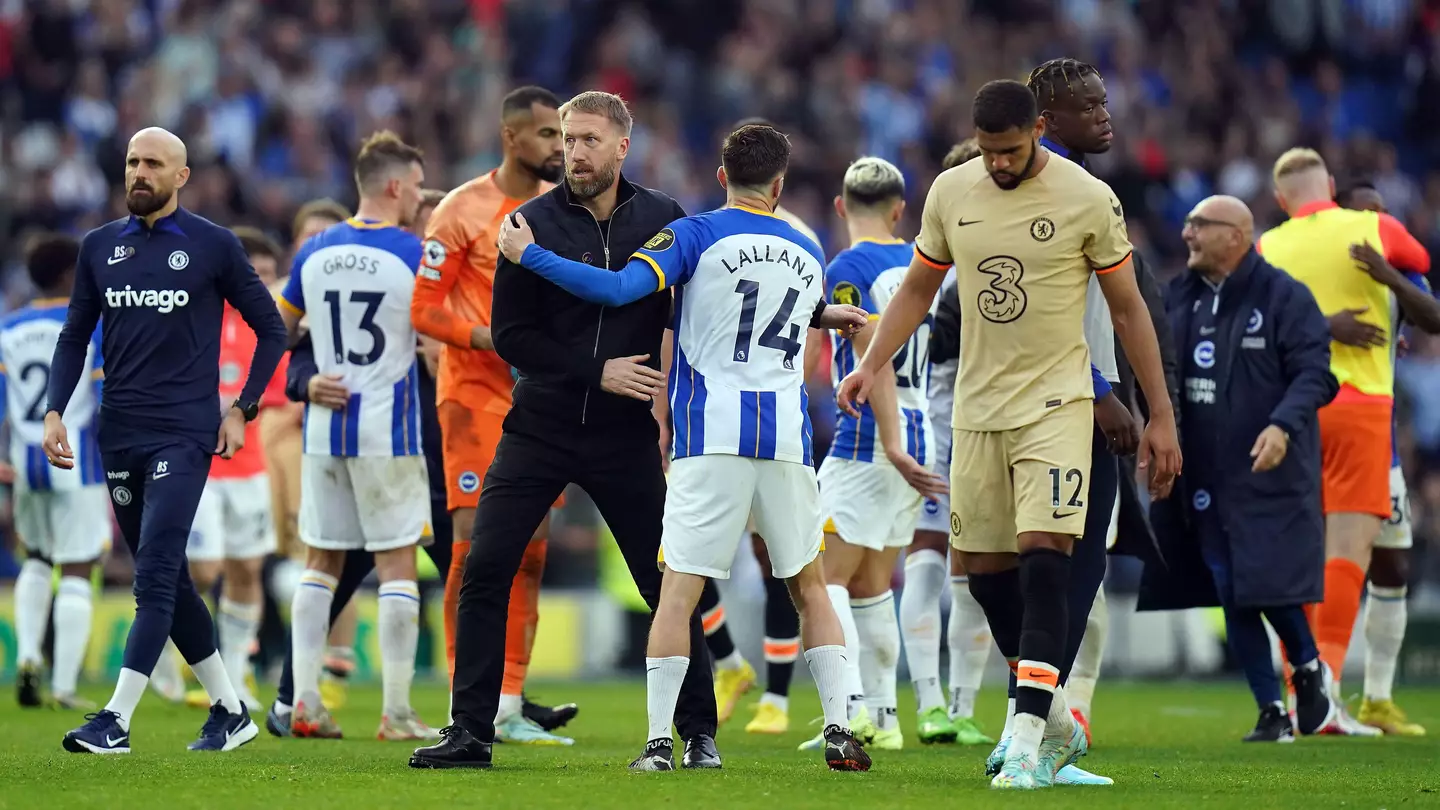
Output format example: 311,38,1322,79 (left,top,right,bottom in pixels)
1092,364,1112,399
